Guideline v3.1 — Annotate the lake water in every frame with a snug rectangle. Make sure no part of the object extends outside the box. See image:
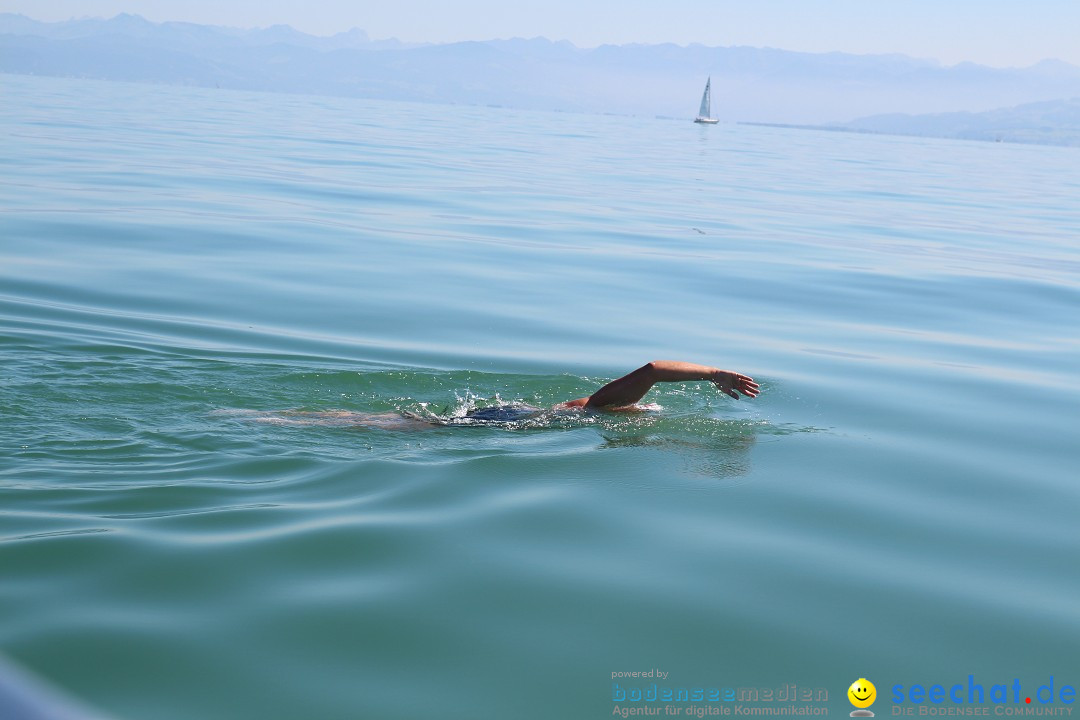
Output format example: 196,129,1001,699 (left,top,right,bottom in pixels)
2,73,1078,720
